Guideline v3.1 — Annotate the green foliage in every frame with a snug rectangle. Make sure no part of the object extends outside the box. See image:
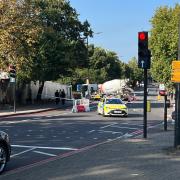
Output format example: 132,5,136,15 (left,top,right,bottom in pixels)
0,0,93,83
0,0,42,82
0,0,143,87
127,57,143,87
88,46,122,83
58,45,124,85
149,4,180,87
